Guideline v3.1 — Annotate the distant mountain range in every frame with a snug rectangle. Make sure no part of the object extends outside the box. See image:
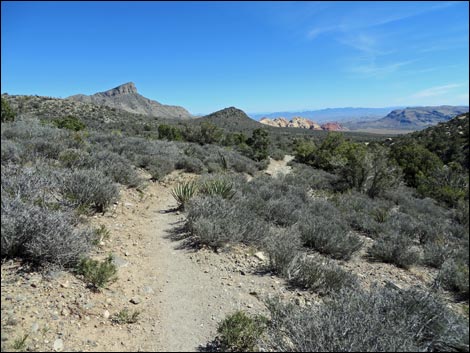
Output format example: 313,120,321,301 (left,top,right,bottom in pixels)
8,81,469,133
345,106,469,131
250,107,401,123
253,105,469,132
67,82,192,119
